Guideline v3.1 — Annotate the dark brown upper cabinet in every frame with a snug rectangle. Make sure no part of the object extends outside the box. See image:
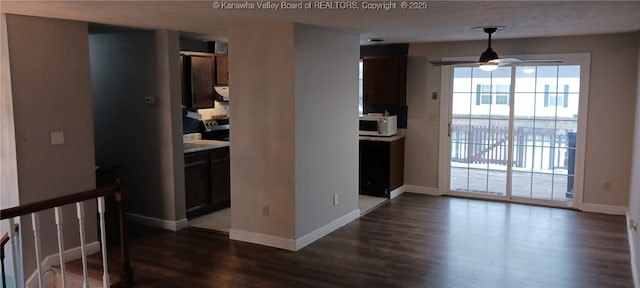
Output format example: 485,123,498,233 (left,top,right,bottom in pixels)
363,56,407,107
181,52,214,109
215,54,229,86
